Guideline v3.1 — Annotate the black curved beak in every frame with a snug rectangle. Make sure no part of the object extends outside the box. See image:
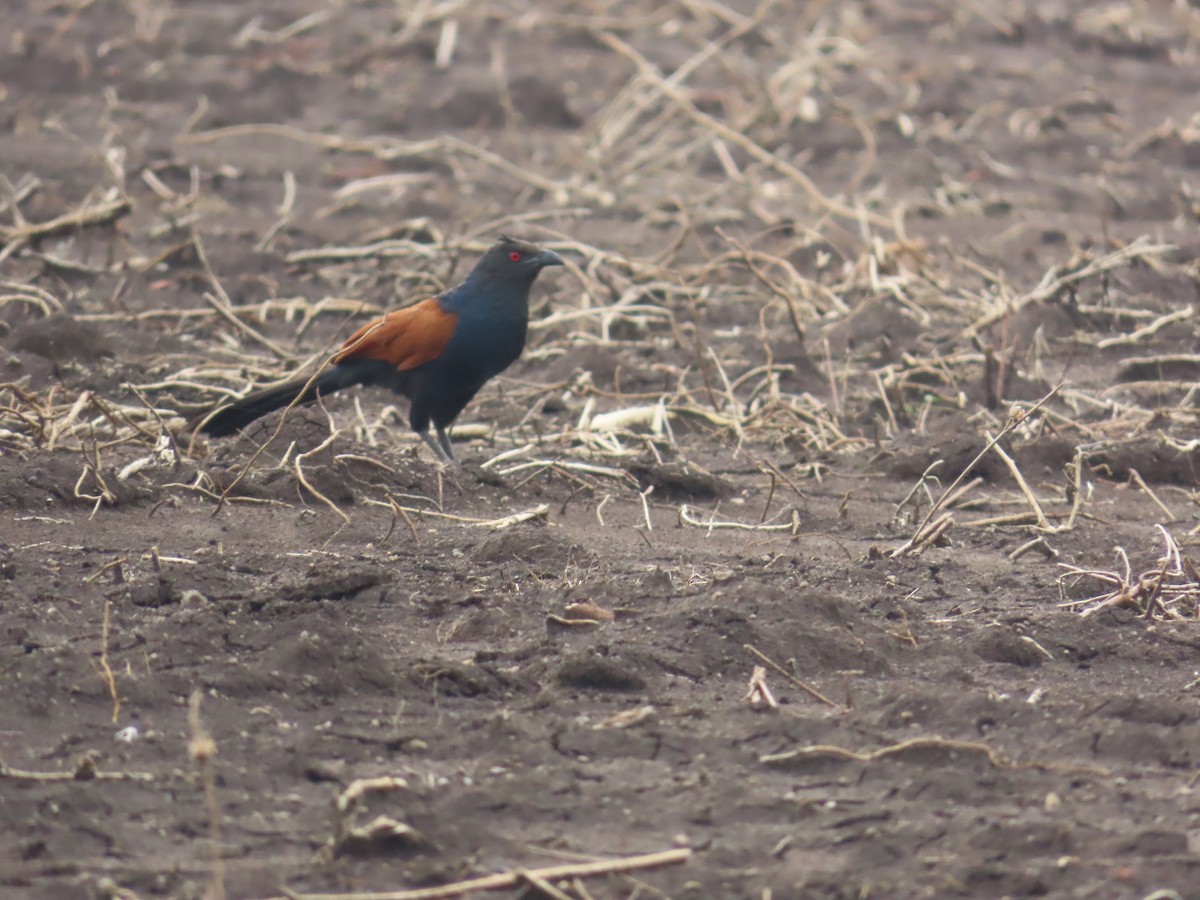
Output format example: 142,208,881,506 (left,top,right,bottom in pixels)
536,249,564,268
